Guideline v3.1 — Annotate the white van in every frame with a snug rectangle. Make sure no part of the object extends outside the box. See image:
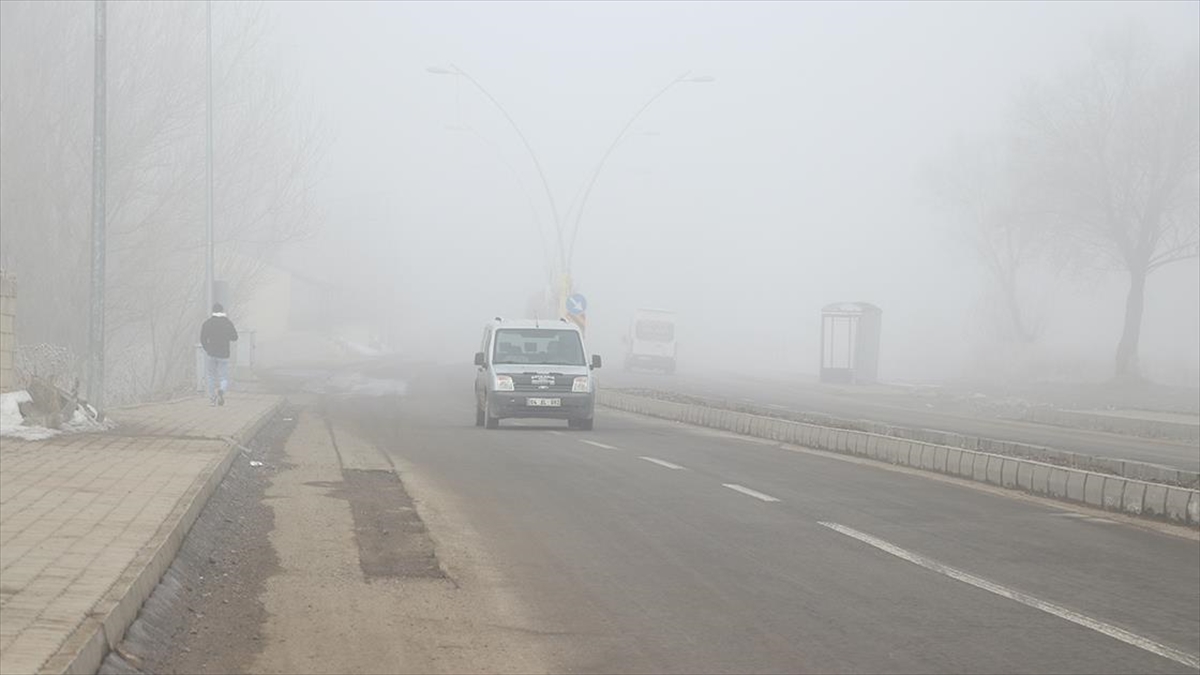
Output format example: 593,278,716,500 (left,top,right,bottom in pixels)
474,318,603,430
623,308,677,374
